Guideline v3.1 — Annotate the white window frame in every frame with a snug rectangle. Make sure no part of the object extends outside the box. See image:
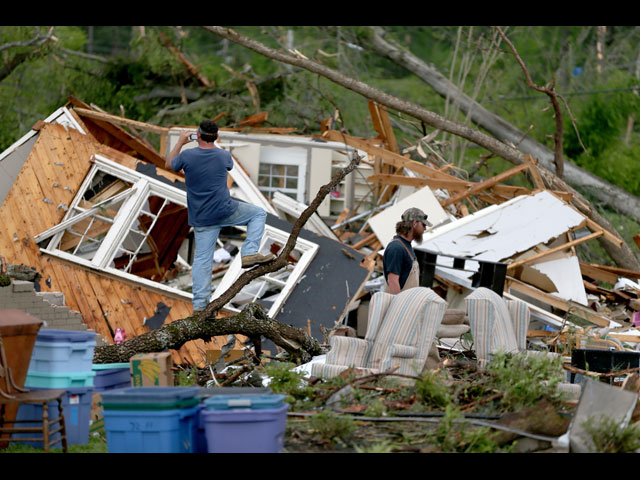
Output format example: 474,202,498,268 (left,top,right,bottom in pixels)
36,154,192,300
211,225,319,318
